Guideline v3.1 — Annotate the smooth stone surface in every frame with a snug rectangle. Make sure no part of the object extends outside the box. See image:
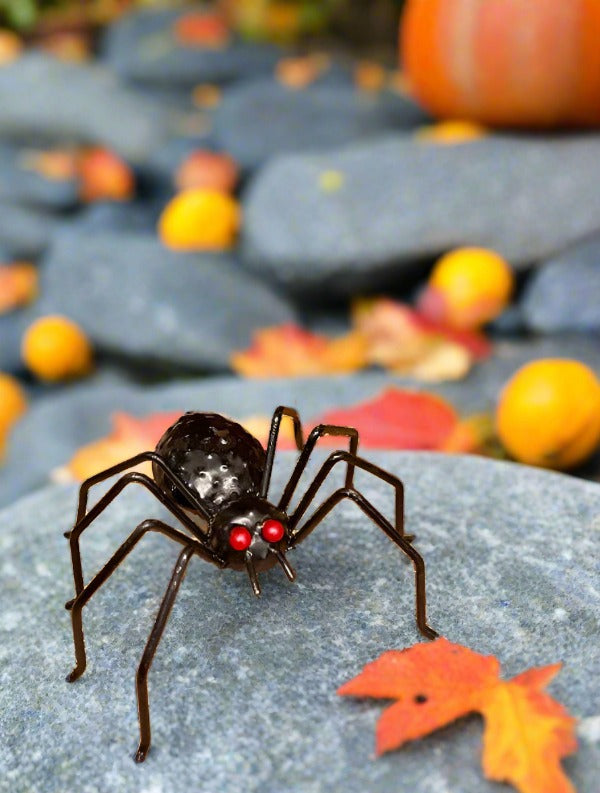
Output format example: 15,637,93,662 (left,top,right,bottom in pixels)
102,7,281,86
0,145,79,208
0,54,170,162
213,78,429,170
0,200,61,259
0,454,598,792
521,234,600,332
3,331,600,507
63,200,160,235
0,311,29,373
33,230,297,370
242,134,600,294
